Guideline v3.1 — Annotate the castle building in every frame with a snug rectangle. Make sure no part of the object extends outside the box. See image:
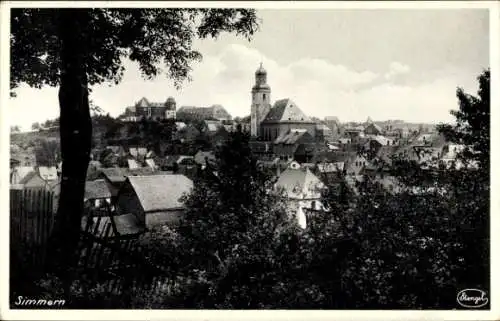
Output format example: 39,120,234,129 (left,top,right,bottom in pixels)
250,64,318,141
121,97,177,122
176,104,232,121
